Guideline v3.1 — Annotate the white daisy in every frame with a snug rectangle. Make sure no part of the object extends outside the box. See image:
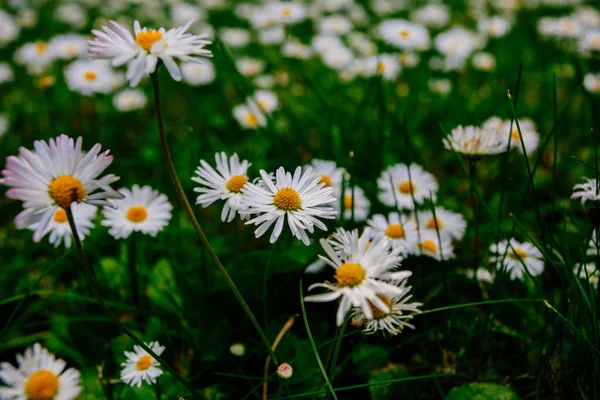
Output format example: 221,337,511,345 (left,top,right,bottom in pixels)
378,19,431,51
304,228,412,326
235,57,265,78
339,186,370,222
366,54,401,80
181,60,216,86
48,34,89,60
55,3,87,30
258,26,286,45
0,10,20,47
472,52,496,71
416,230,455,261
500,118,540,154
417,207,467,242
367,212,419,255
311,34,344,55
318,14,353,35
120,342,165,388
411,4,450,28
192,152,251,223
428,78,452,94
377,163,438,210
574,263,599,288
444,125,507,155
219,28,251,49
0,343,82,400
0,62,14,85
478,16,512,38
571,178,600,205
464,267,495,283
25,203,97,248
1,135,123,241
252,90,279,114
233,101,267,130
489,239,544,281
14,41,55,75
321,45,354,71
239,166,337,245
89,20,212,87
584,73,600,94
351,280,422,336
102,185,172,239
113,89,147,112
64,60,115,96
434,26,482,65
305,159,344,194
268,1,307,25
282,39,313,60
579,29,600,54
